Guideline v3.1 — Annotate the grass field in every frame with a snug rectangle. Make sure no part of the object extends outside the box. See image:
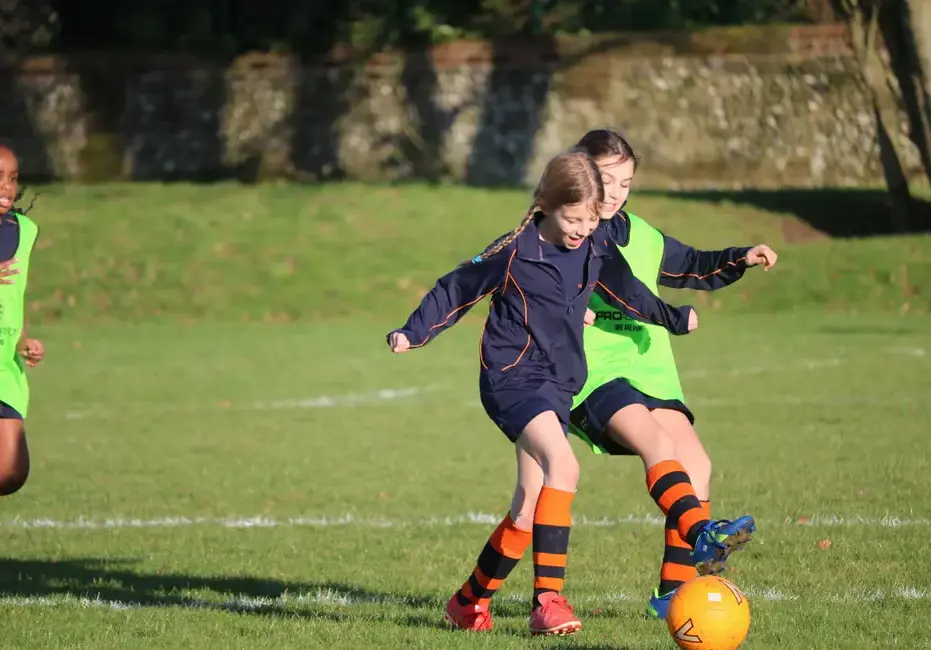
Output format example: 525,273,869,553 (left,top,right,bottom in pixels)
20,182,931,322
1,183,930,649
